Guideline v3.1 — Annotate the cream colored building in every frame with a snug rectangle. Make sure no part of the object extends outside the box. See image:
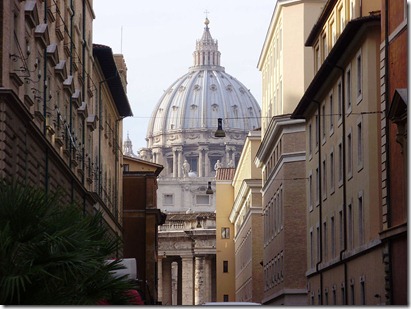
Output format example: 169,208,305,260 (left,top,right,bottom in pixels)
0,0,132,240
229,130,263,303
292,0,385,305
256,0,325,305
